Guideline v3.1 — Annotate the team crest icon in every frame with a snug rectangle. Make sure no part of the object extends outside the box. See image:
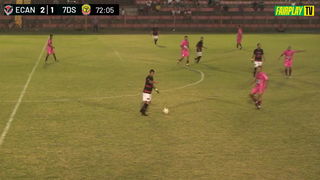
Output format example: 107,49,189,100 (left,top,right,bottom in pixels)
81,4,91,15
4,5,14,16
